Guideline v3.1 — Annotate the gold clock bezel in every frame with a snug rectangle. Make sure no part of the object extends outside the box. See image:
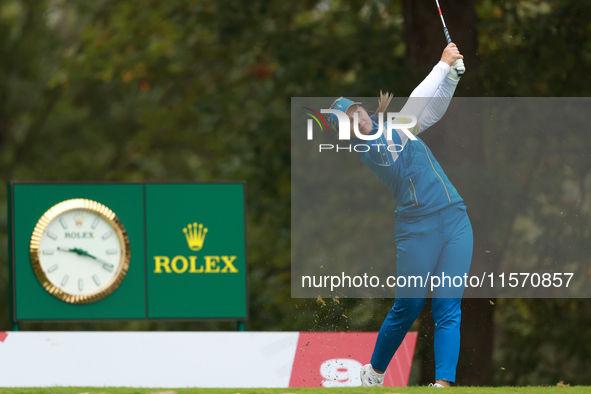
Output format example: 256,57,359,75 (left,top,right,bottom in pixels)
29,198,131,304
